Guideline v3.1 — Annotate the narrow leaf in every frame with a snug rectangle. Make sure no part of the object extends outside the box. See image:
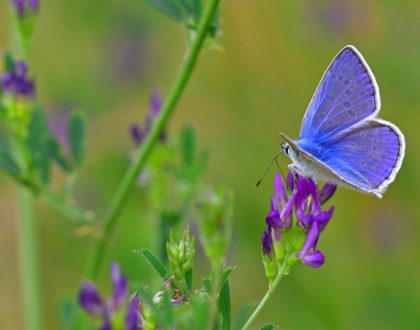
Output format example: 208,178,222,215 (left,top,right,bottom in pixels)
161,289,174,326
138,249,168,279
261,324,276,330
47,137,70,171
0,136,20,176
185,268,193,292
27,105,51,184
233,304,252,330
218,280,231,330
68,110,85,167
202,276,212,294
144,0,186,21
218,266,233,293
